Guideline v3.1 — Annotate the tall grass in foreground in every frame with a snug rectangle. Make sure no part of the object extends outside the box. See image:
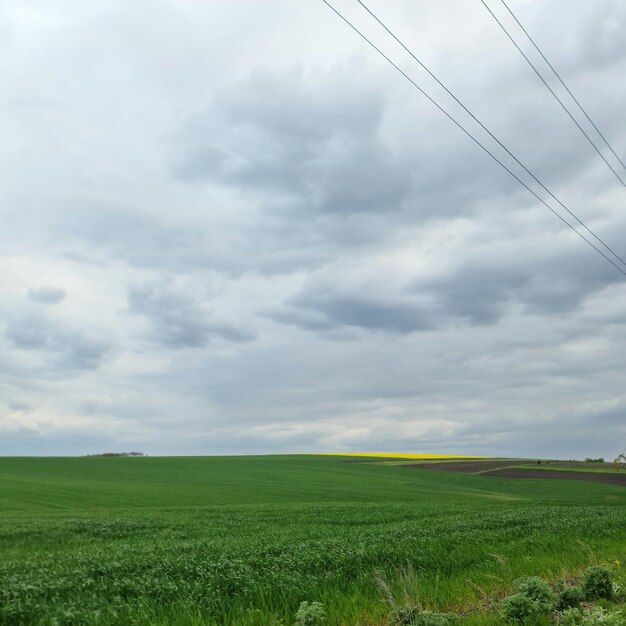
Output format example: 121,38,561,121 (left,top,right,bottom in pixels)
0,456,625,625
1,502,625,625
